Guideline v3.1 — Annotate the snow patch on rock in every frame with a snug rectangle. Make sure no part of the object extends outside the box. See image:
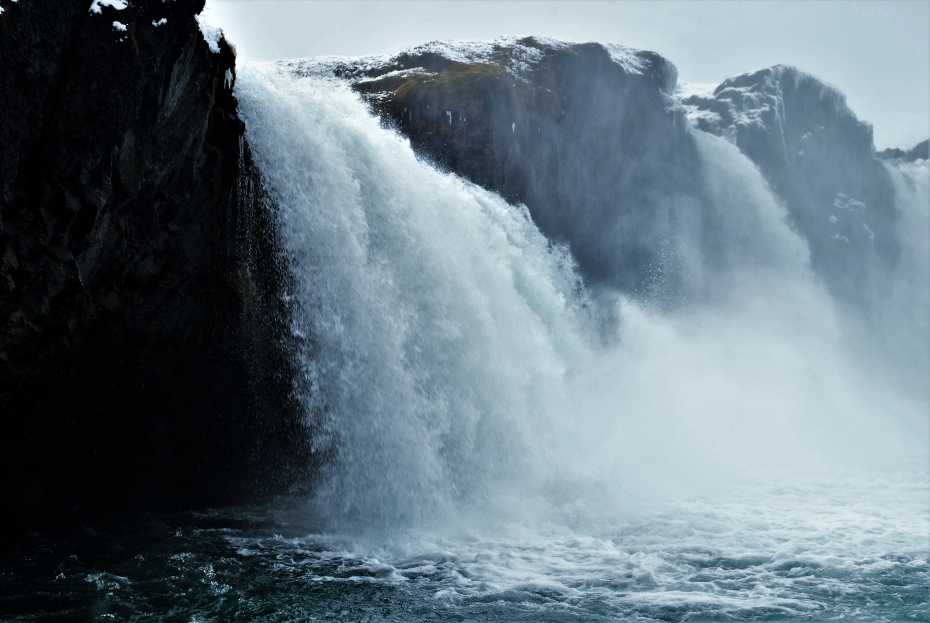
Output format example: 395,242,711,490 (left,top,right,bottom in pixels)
603,43,646,74
354,67,434,84
412,39,501,64
407,37,654,80
196,14,222,54
404,37,553,81
89,0,127,14
682,65,854,143
284,36,670,90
